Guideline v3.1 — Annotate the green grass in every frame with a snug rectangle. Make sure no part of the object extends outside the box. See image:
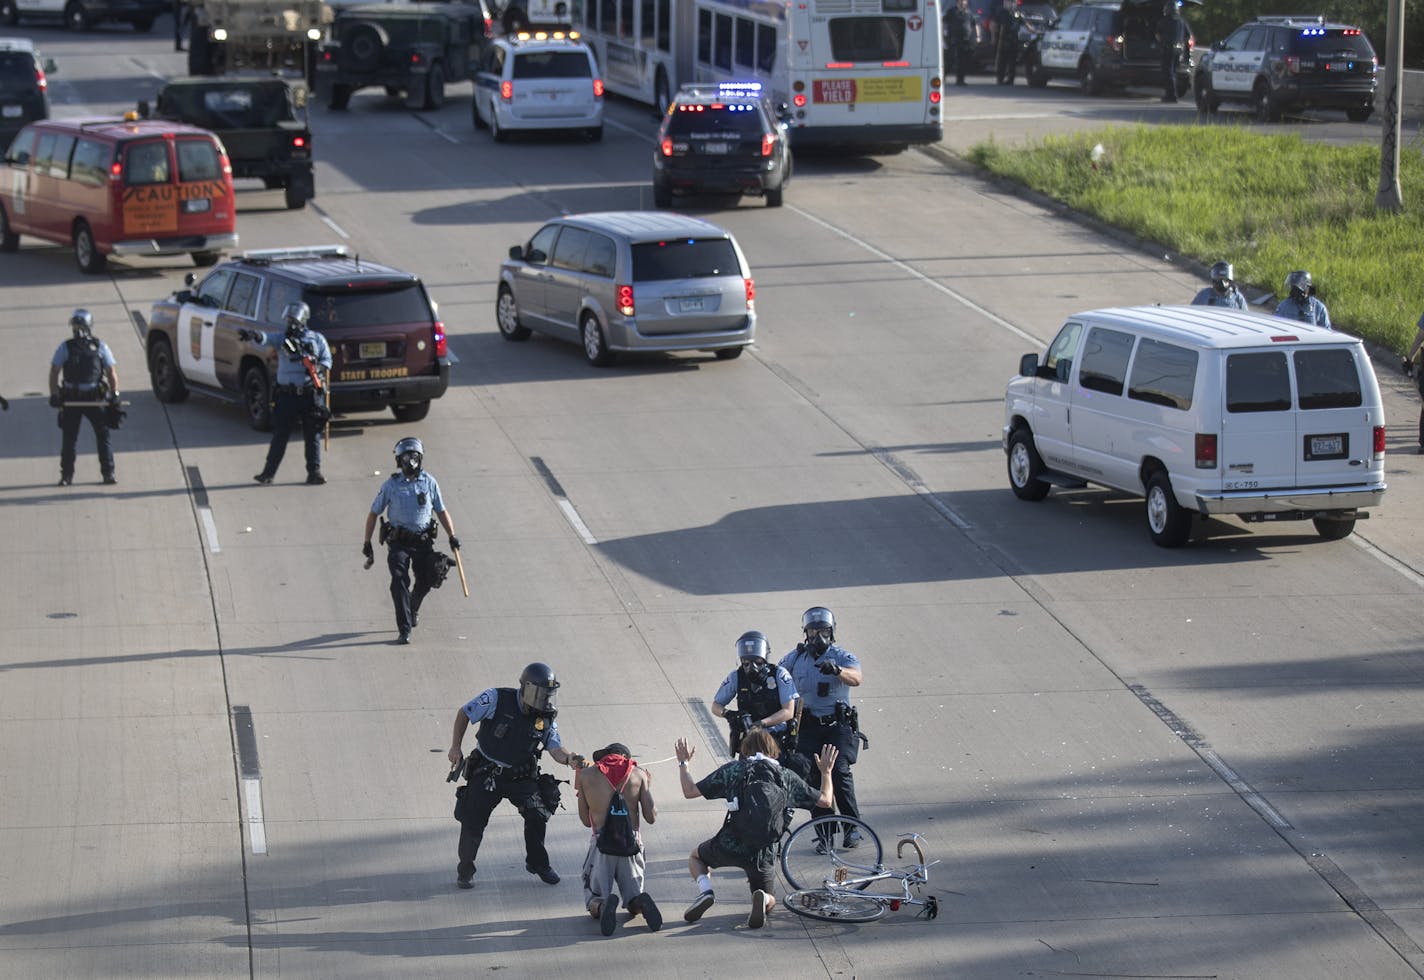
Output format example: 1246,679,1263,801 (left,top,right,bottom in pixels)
967,124,1424,353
